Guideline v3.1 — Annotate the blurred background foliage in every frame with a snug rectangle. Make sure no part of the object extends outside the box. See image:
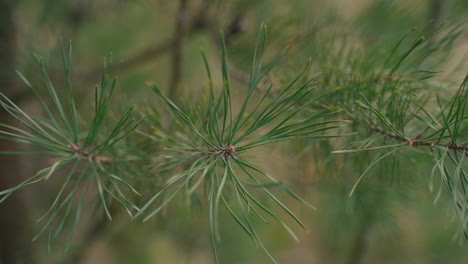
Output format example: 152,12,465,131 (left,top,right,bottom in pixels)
0,0,467,263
